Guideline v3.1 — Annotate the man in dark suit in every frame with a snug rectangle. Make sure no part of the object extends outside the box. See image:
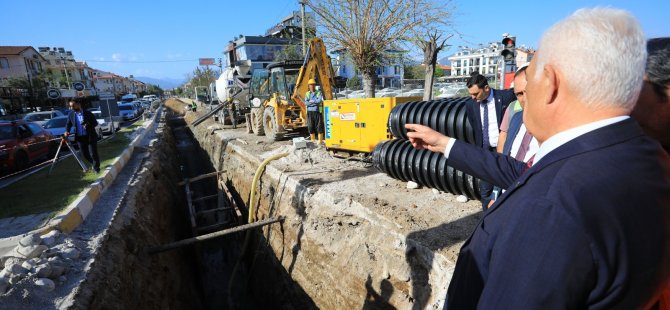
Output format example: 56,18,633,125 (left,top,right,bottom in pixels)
406,8,670,309
633,37,670,154
464,73,515,210
65,100,100,173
